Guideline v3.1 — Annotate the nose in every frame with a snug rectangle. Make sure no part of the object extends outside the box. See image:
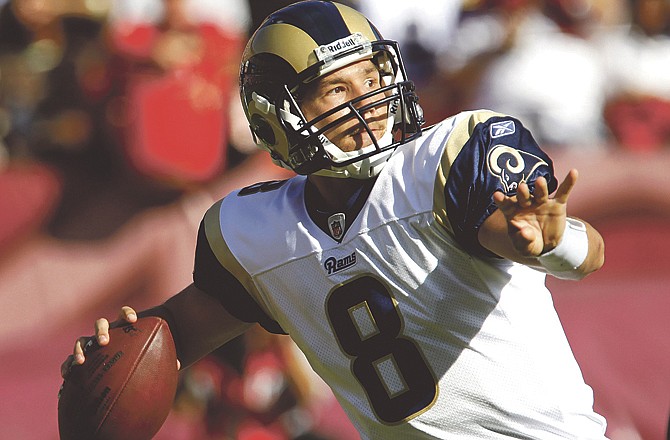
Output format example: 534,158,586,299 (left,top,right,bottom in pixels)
352,85,379,118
